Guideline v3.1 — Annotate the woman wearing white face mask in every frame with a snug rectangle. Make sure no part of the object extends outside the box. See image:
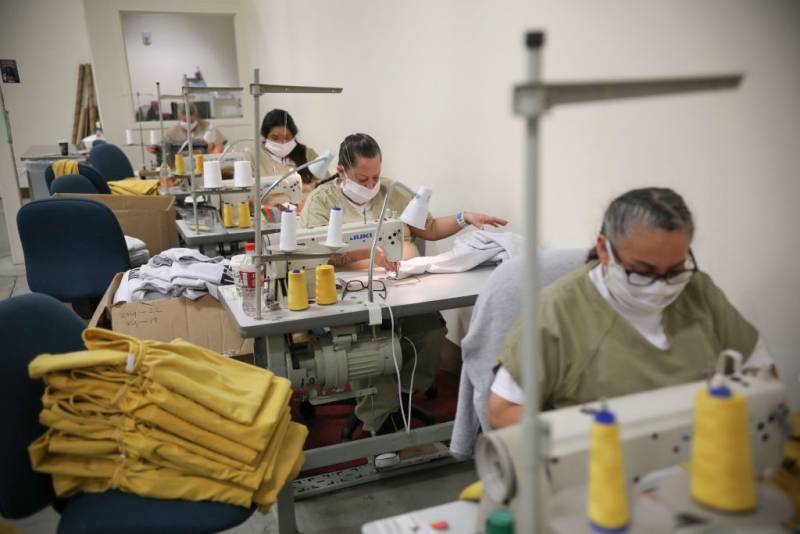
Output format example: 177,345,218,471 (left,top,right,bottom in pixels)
487,187,776,429
252,109,329,208
148,103,226,158
300,133,508,436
